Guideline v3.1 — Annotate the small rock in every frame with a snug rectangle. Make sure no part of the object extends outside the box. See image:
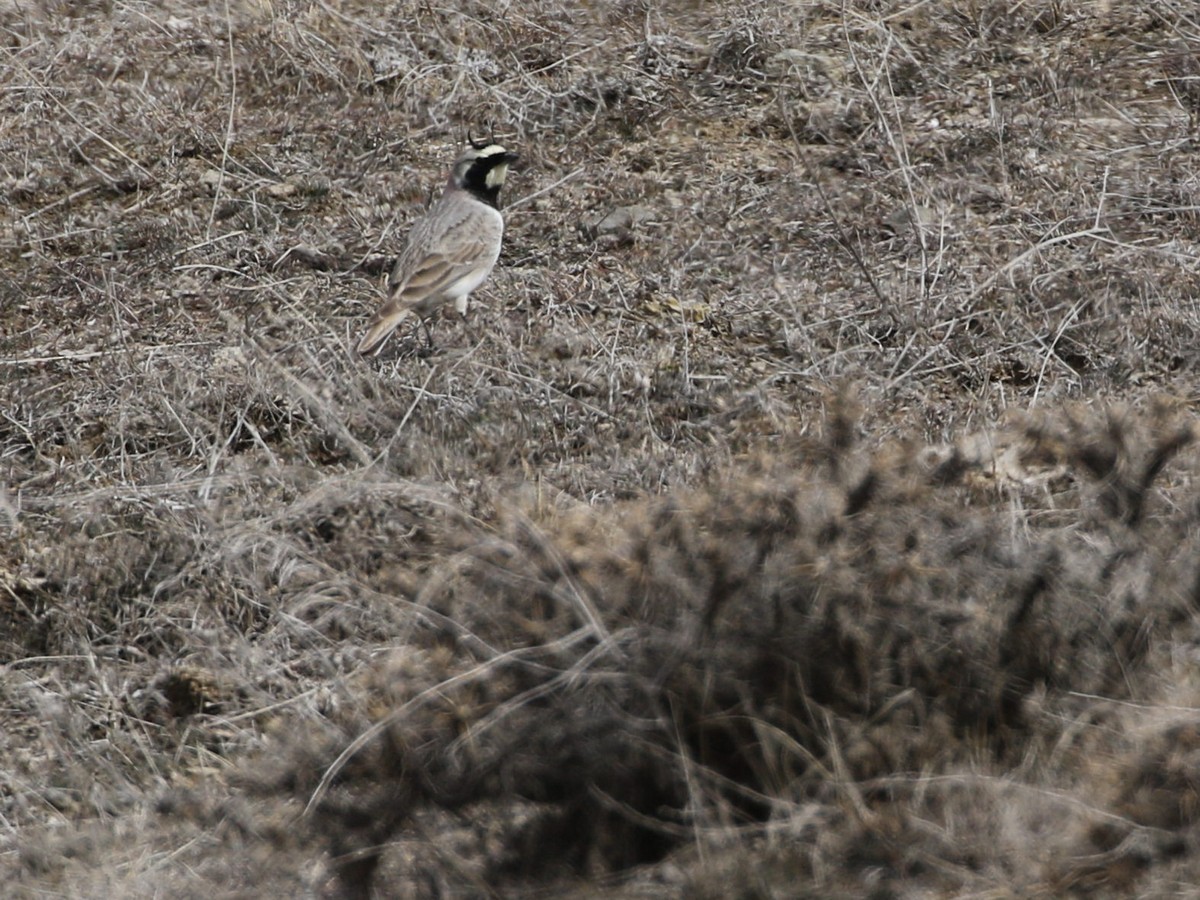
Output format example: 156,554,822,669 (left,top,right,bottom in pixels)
883,204,940,238
265,181,298,198
581,204,655,240
9,176,39,200
198,169,224,190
